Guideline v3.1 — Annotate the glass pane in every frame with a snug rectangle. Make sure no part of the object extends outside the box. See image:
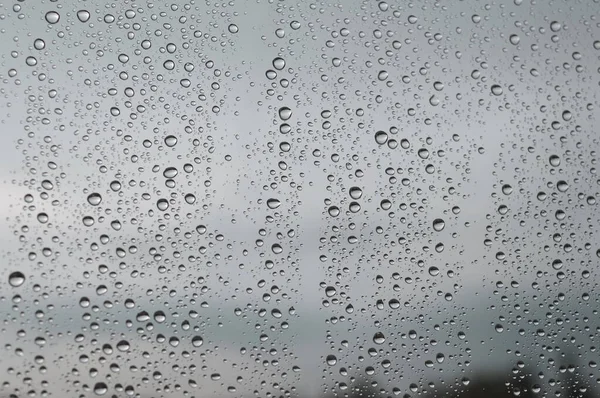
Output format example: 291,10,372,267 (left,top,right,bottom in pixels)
1,0,599,397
